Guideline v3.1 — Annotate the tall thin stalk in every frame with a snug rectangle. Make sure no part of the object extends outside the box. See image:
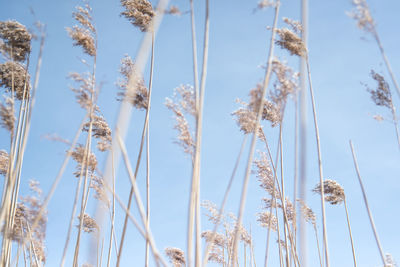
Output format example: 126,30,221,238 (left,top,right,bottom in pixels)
305,55,329,267
343,198,357,267
349,140,386,266
116,31,155,267
231,2,280,265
